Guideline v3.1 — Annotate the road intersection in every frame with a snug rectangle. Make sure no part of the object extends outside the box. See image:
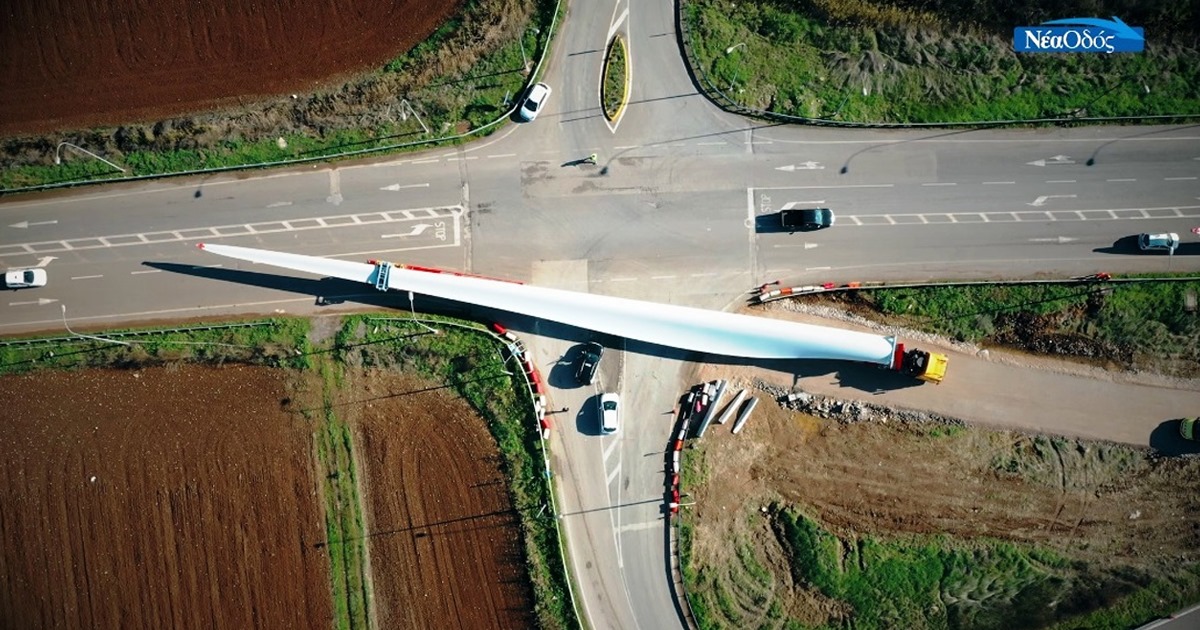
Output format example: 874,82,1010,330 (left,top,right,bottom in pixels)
3,2,1199,628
